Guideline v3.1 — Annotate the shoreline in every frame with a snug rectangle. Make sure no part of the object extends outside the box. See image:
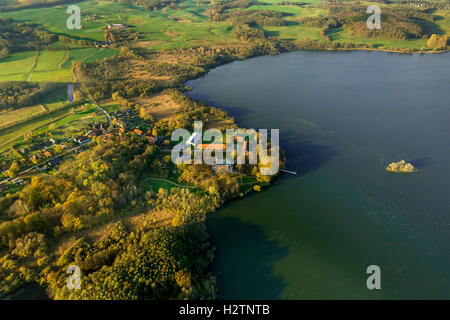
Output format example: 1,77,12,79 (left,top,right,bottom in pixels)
184,47,448,299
